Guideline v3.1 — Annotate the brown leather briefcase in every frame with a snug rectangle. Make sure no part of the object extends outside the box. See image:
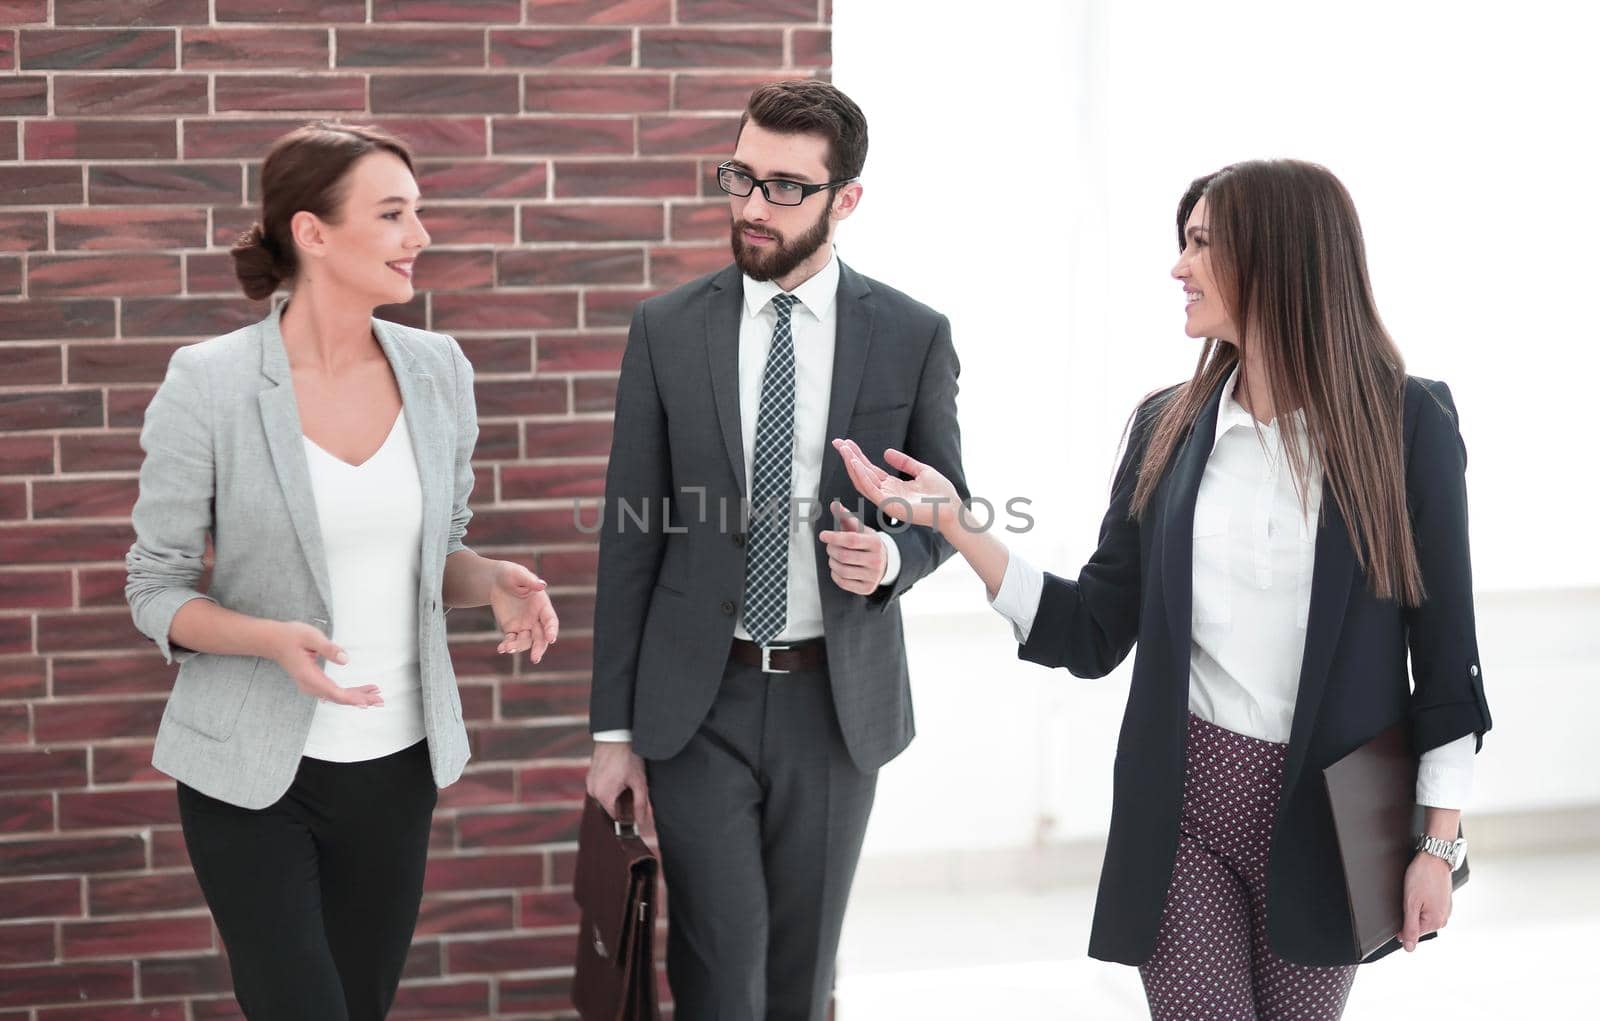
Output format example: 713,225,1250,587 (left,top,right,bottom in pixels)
1323,722,1470,961
571,792,661,1021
